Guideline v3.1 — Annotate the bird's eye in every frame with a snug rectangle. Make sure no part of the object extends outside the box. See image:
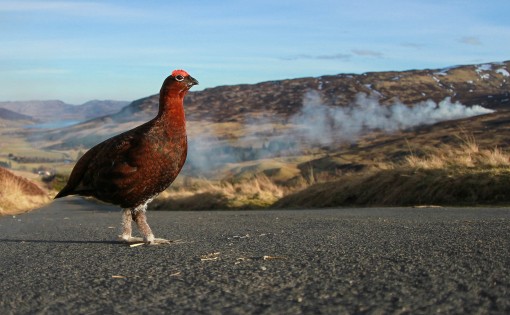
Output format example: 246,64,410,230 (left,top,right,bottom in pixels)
175,75,184,81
